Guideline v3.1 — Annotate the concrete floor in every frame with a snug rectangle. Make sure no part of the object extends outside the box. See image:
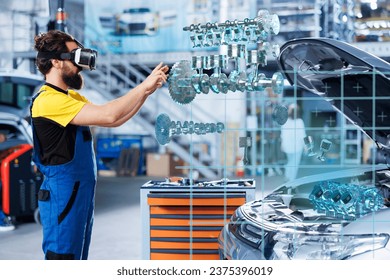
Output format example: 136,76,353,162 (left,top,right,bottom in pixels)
0,174,284,260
